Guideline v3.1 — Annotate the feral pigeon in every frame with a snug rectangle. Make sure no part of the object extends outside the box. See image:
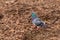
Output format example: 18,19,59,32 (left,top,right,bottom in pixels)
32,12,45,27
